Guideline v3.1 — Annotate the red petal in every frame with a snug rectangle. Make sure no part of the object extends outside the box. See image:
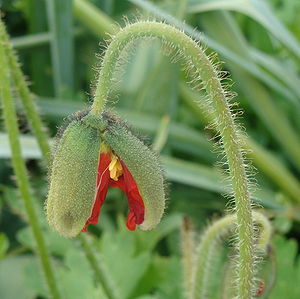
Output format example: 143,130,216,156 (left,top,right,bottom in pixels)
126,211,137,231
82,152,111,232
120,160,145,229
